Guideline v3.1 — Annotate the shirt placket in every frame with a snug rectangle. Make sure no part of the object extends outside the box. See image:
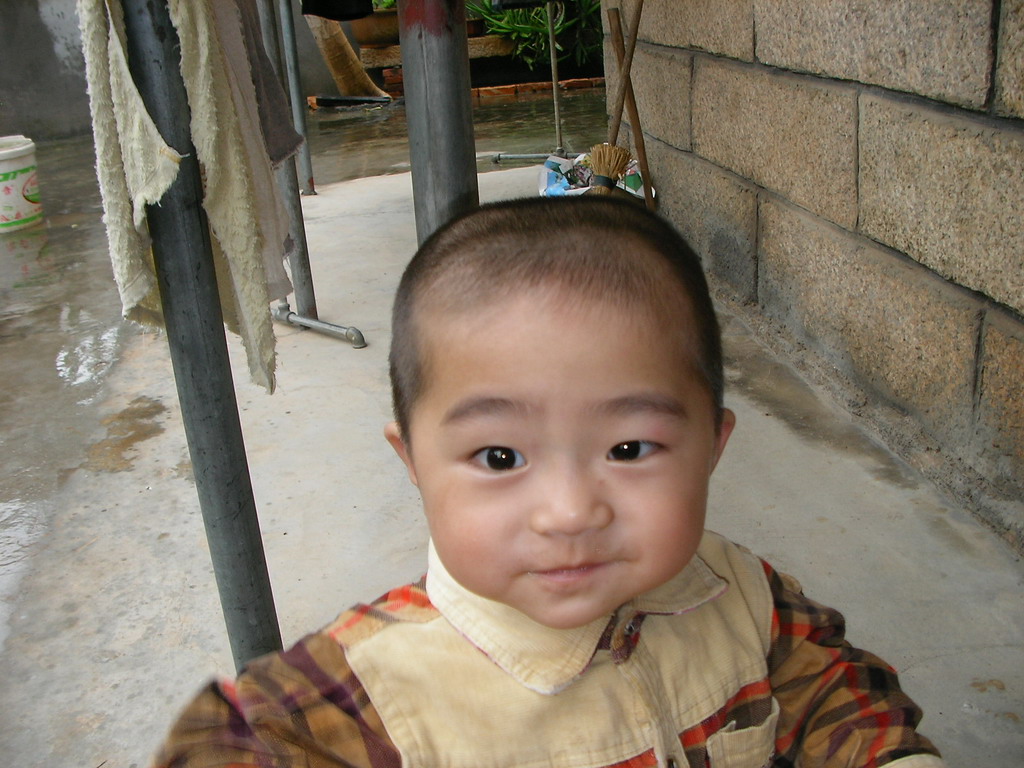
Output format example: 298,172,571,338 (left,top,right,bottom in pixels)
613,613,686,768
